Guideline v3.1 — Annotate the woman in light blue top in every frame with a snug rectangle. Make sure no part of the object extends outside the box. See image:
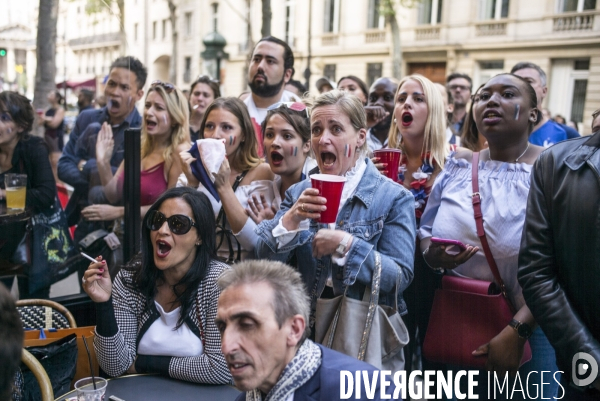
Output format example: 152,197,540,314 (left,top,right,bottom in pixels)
419,73,559,399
